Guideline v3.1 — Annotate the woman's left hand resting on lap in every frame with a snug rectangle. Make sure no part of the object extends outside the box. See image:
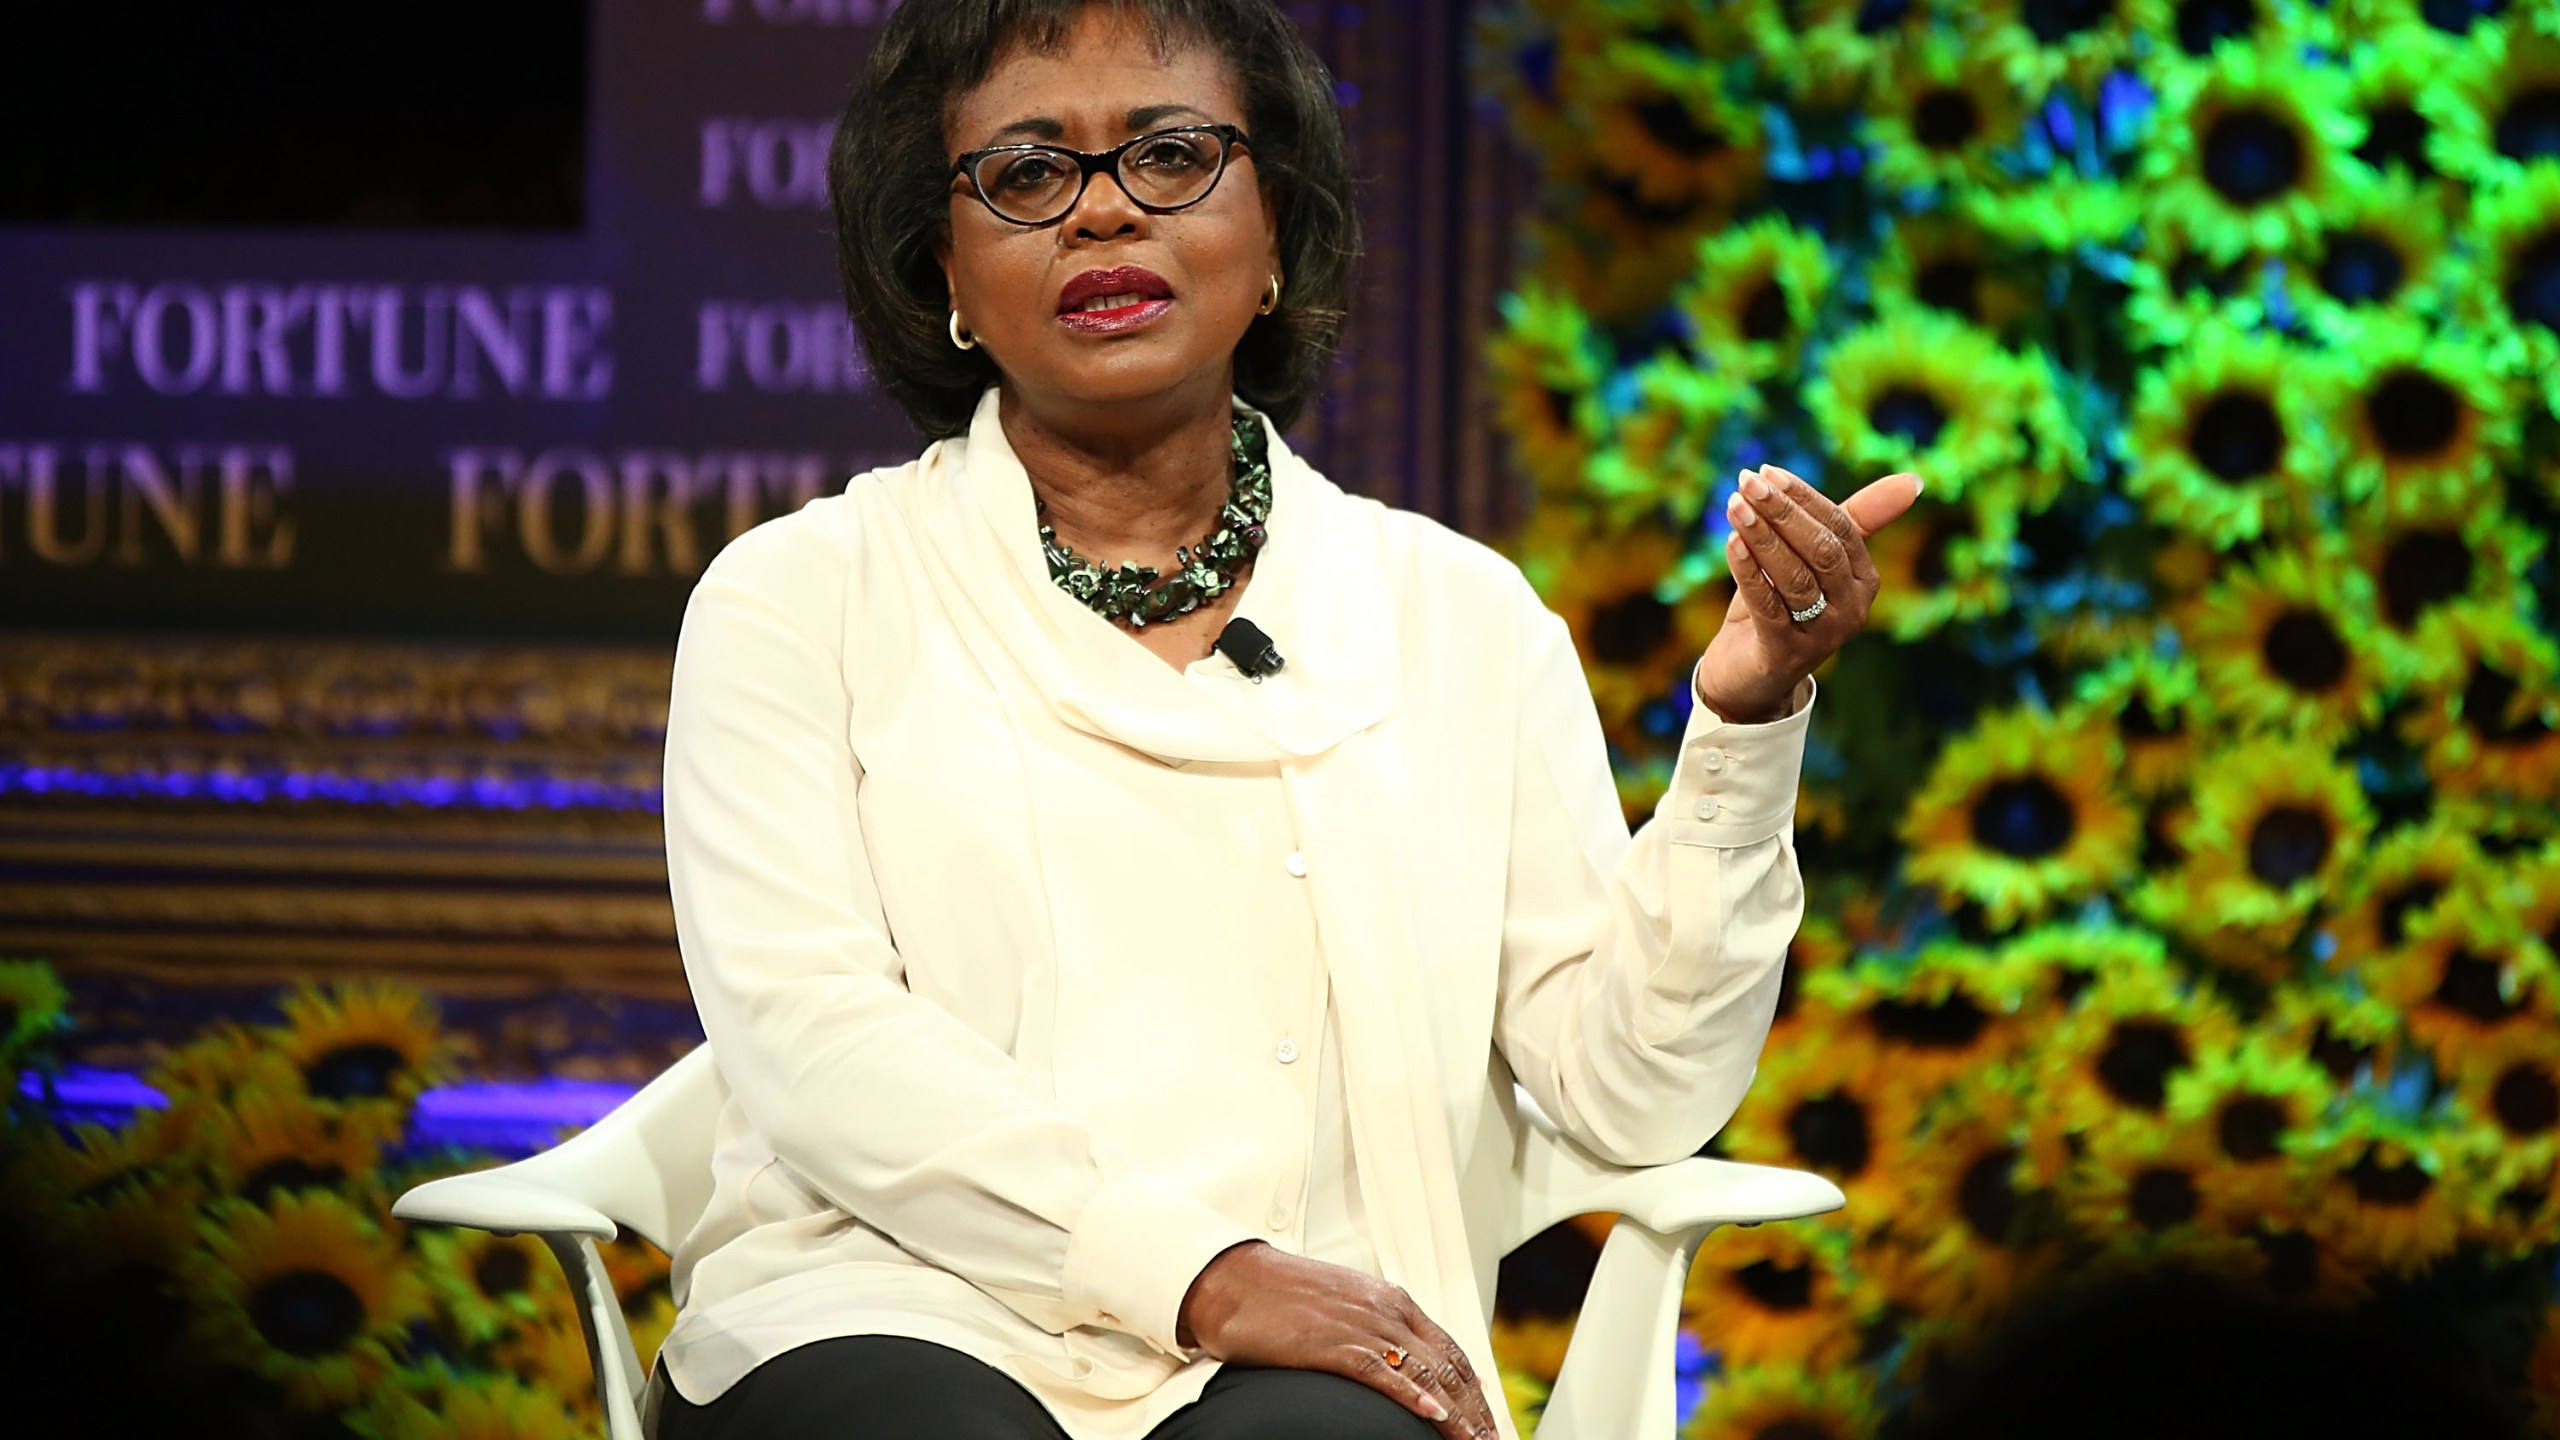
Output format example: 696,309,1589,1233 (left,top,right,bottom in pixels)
1691,466,1925,724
